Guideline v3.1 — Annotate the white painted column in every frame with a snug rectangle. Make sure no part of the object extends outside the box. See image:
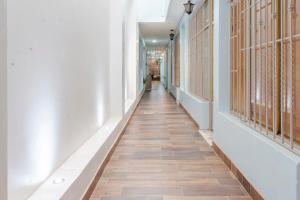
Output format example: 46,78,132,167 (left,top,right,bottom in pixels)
180,15,189,92
172,40,175,87
0,0,7,199
124,0,138,108
213,0,231,114
109,0,125,118
135,25,140,97
167,43,172,91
